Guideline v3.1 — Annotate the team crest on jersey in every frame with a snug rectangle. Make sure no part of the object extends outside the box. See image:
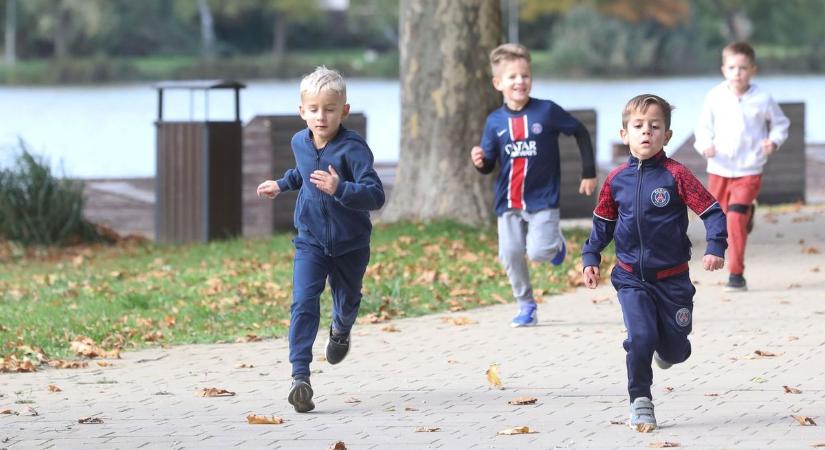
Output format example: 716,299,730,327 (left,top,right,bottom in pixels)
650,188,670,207
530,122,543,135
675,308,691,327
